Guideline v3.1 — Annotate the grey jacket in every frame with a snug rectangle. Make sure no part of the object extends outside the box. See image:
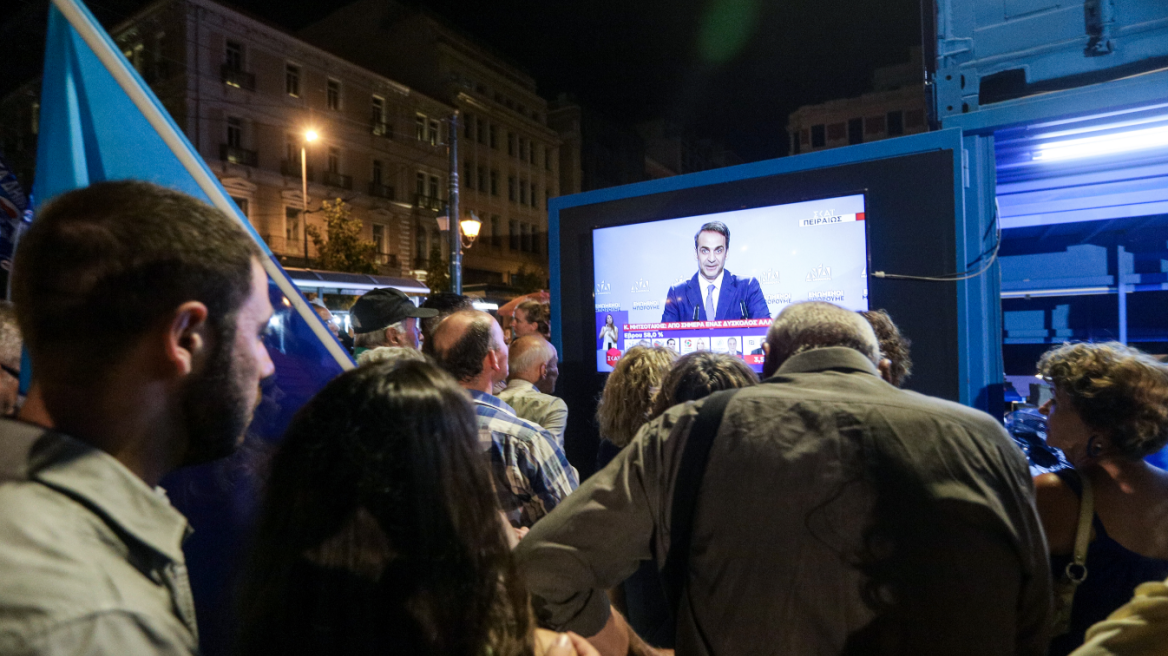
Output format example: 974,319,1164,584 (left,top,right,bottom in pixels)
515,347,1052,655
0,420,198,655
